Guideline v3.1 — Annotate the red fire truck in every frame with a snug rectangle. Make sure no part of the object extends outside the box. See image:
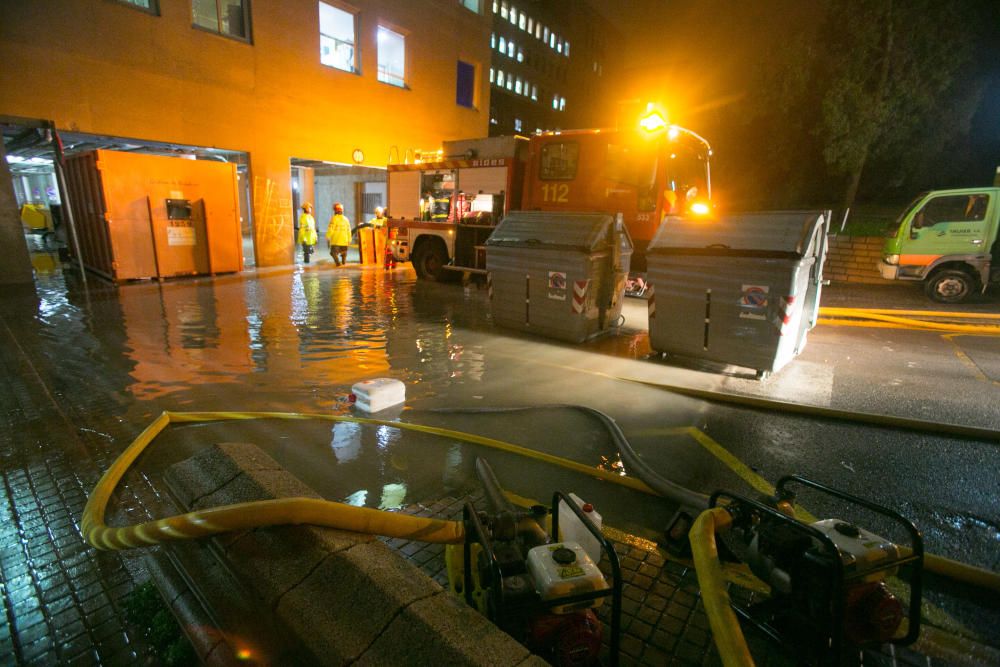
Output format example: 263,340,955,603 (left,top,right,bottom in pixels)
386,113,712,284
